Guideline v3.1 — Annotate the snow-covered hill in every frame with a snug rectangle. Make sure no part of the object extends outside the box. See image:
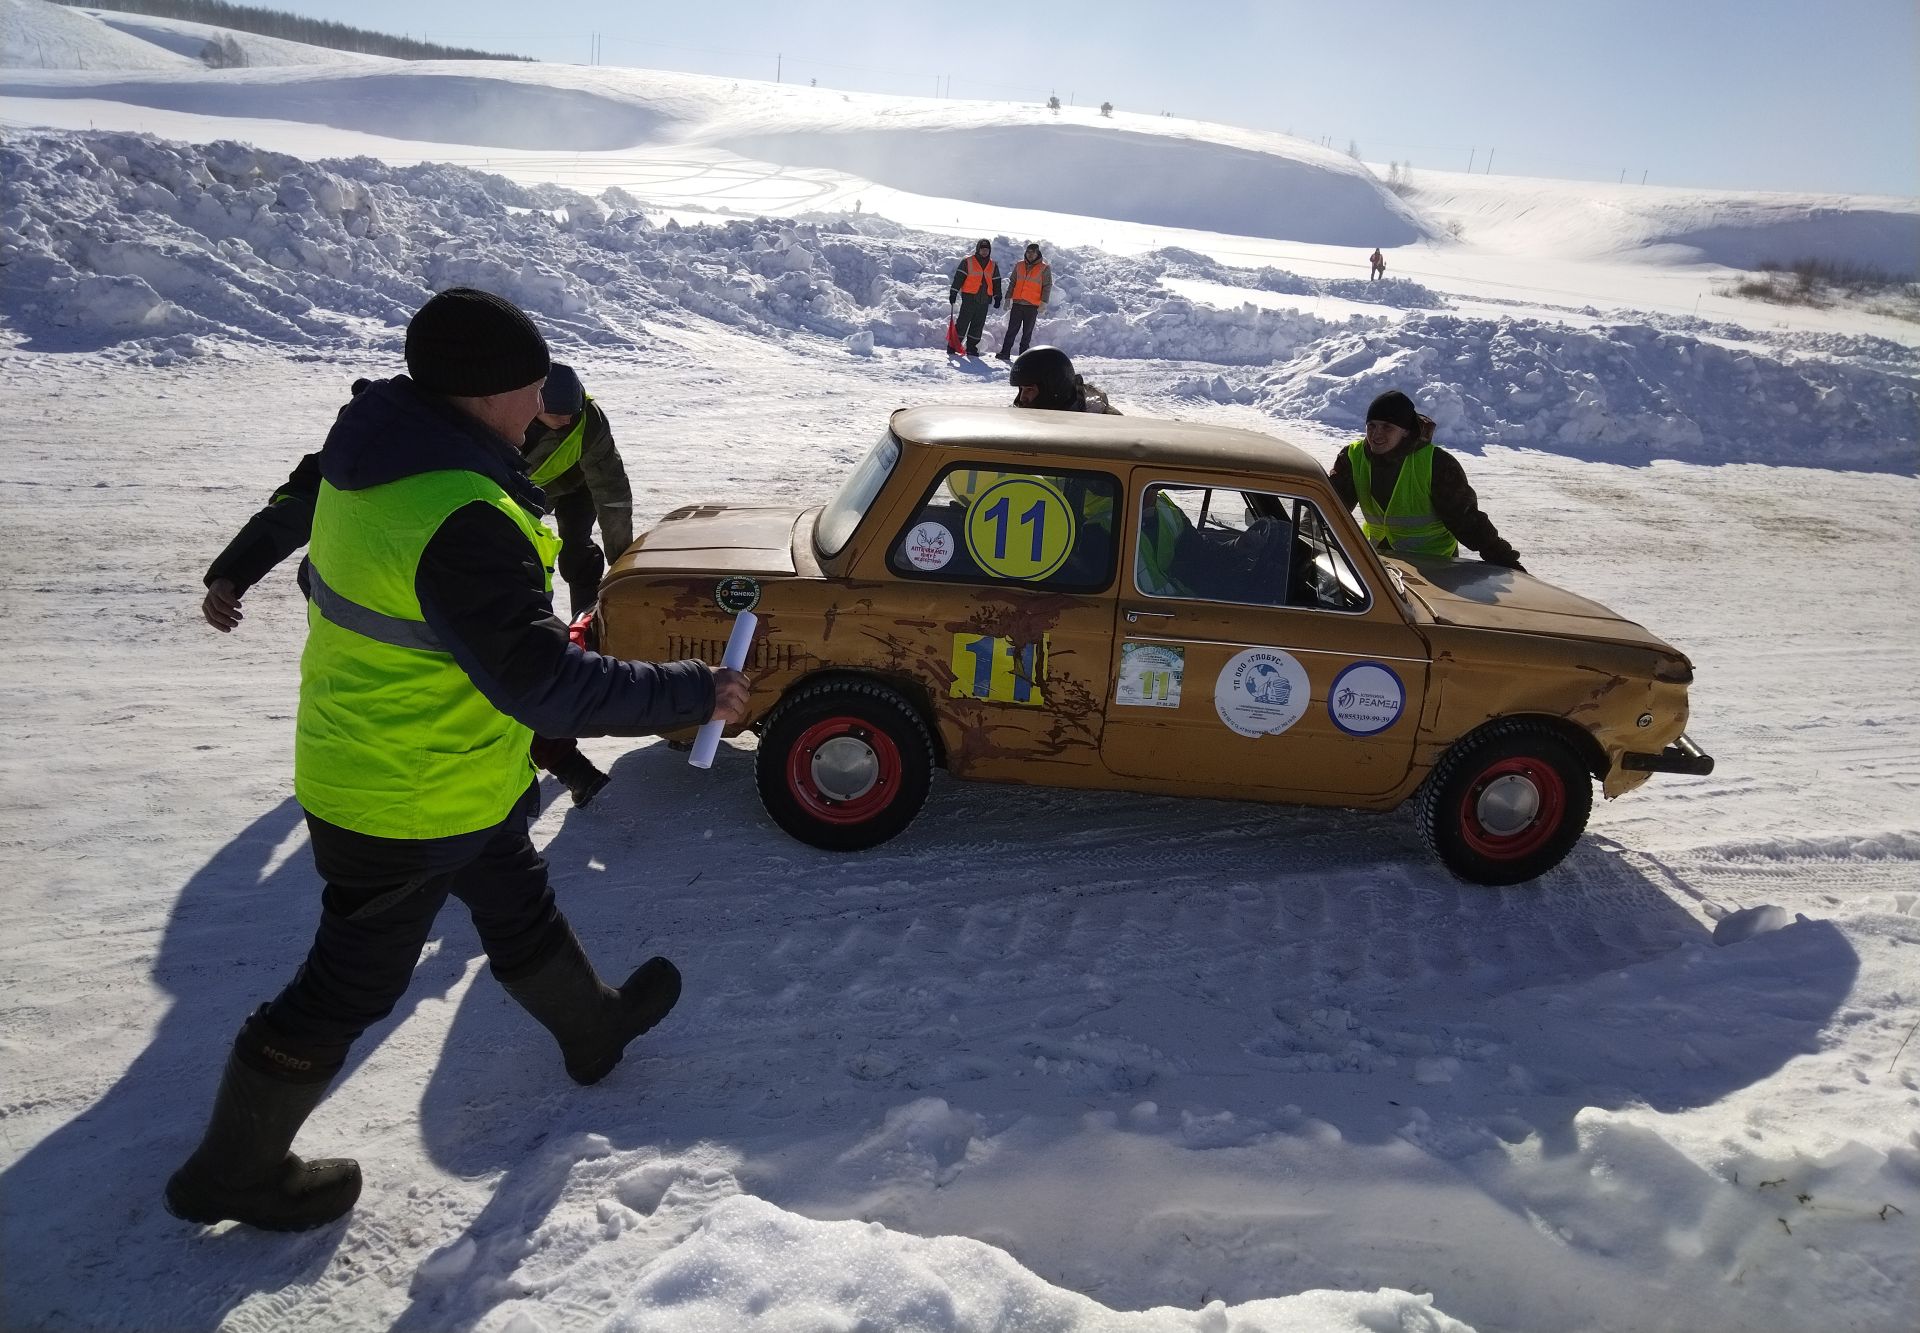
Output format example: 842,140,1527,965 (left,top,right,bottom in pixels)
85,6,394,68
0,0,193,71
